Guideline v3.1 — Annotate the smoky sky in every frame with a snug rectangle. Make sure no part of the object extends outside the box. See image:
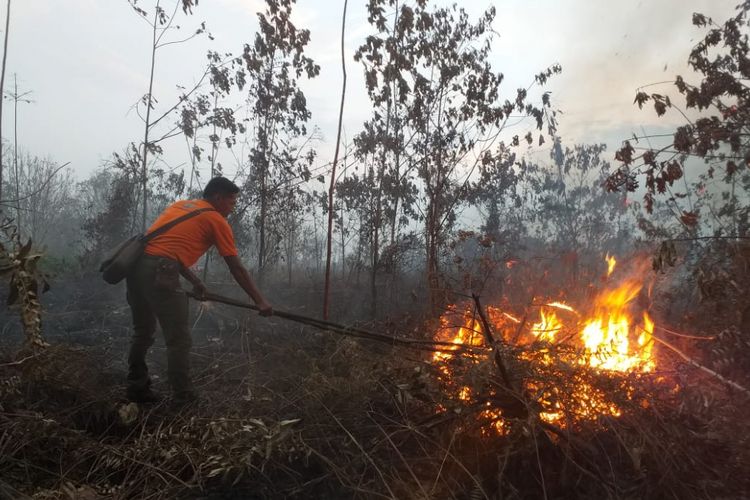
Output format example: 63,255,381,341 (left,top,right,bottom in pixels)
2,0,738,181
